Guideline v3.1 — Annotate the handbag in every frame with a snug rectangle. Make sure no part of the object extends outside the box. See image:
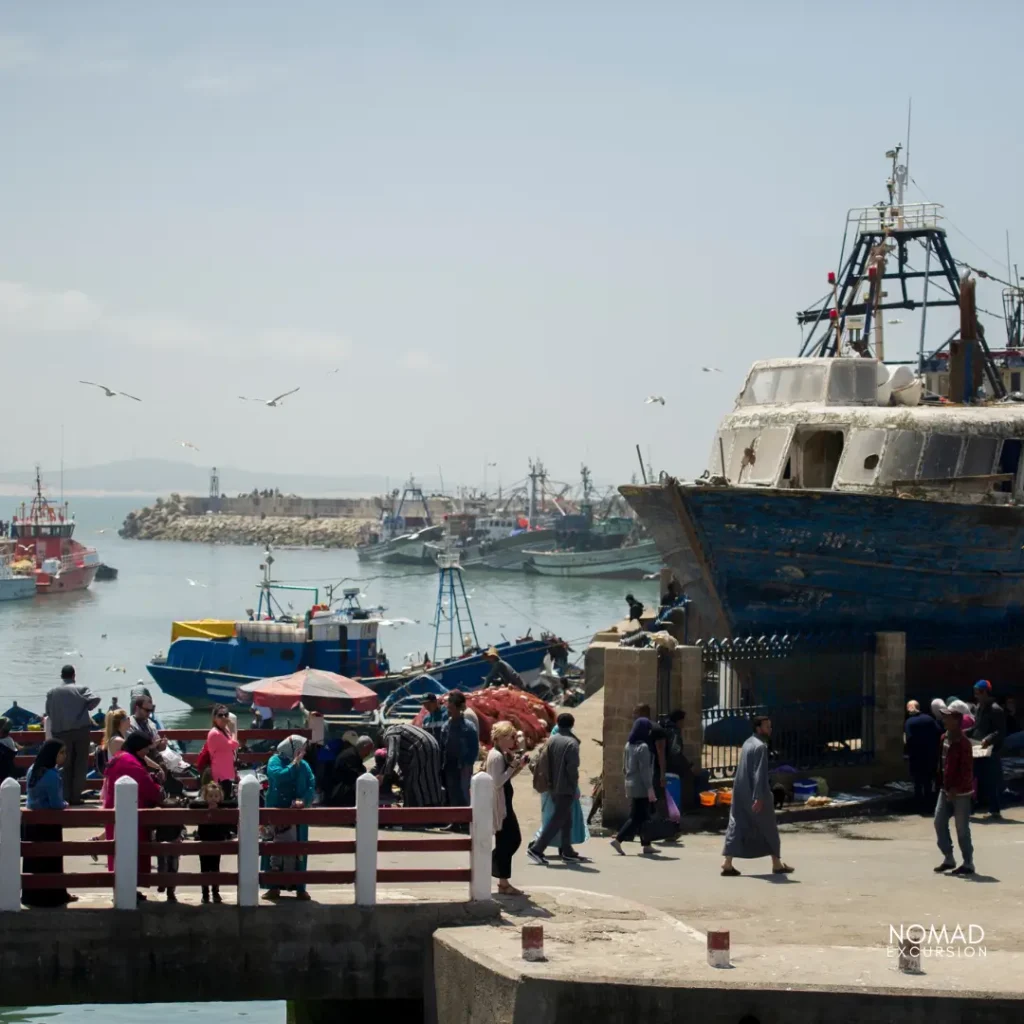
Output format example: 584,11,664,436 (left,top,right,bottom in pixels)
665,790,681,824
